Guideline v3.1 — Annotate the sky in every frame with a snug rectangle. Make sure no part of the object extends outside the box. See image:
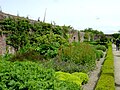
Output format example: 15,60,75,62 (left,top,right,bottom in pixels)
0,0,120,34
